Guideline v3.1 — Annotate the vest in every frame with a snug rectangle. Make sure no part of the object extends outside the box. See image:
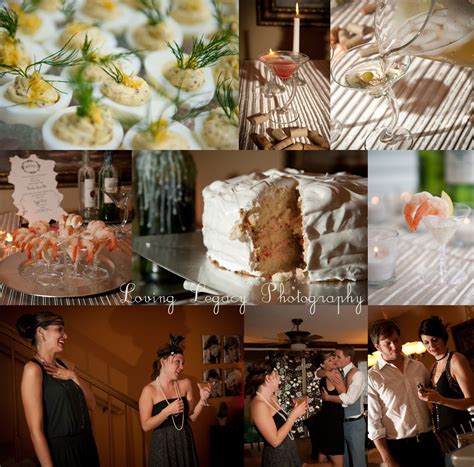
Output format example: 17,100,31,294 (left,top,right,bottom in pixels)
343,367,363,418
